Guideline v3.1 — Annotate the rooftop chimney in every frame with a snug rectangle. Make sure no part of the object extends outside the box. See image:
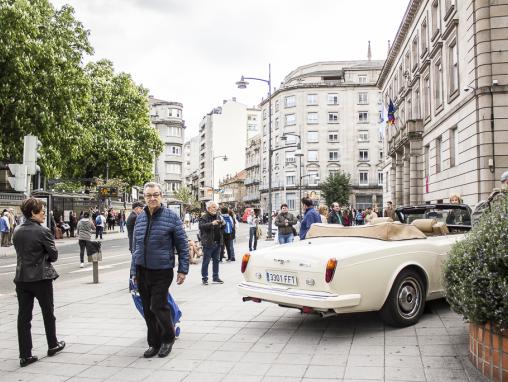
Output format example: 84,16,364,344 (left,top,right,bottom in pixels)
367,41,372,61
